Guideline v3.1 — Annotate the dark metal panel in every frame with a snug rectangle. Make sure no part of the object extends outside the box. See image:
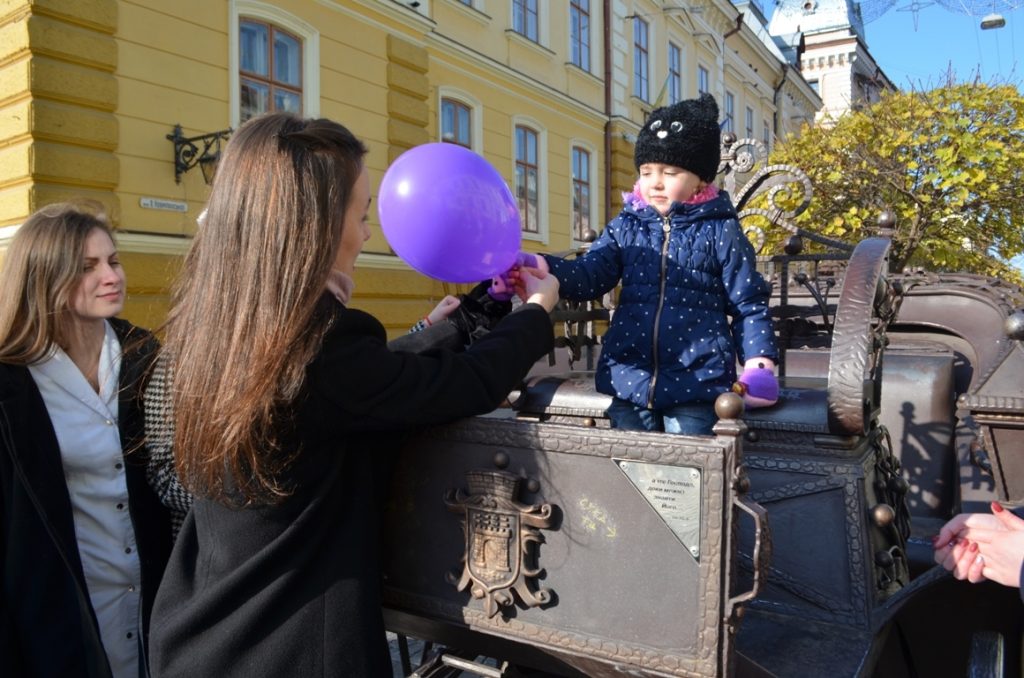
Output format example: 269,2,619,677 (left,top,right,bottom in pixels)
381,416,752,677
